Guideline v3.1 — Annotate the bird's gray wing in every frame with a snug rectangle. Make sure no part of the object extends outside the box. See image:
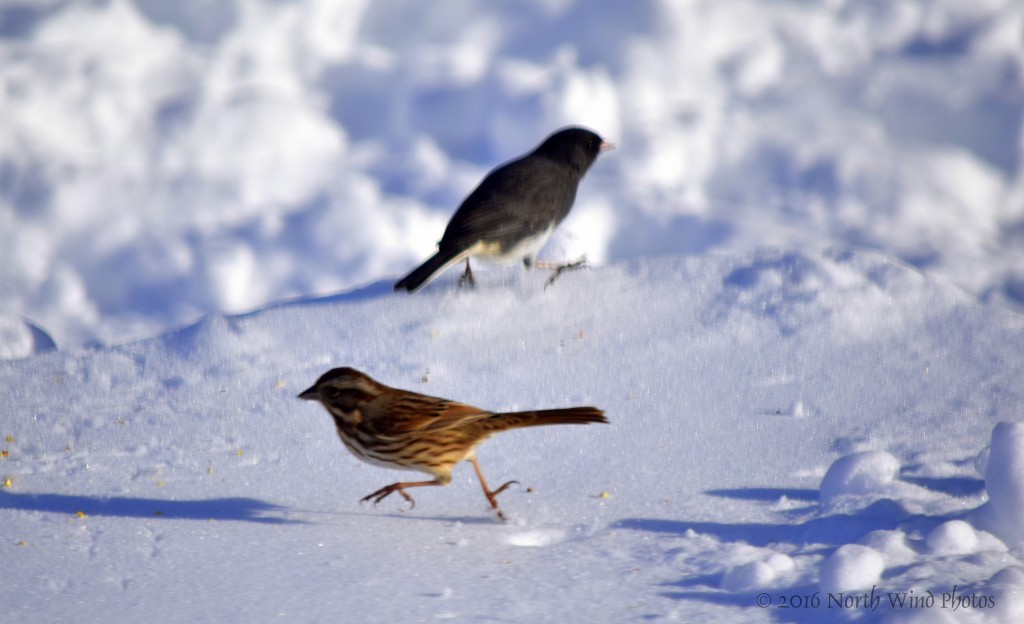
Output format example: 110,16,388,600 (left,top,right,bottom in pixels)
438,156,575,250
